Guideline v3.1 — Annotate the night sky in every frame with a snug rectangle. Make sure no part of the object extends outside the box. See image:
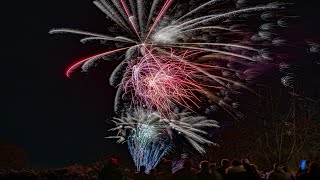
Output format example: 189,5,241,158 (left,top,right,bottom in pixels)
2,0,320,168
